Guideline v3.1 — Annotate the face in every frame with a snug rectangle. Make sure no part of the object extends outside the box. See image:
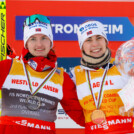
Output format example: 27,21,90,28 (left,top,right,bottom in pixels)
26,34,51,57
82,35,107,57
